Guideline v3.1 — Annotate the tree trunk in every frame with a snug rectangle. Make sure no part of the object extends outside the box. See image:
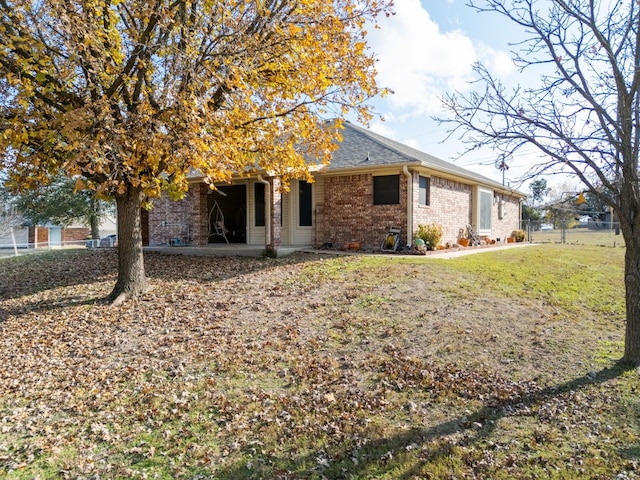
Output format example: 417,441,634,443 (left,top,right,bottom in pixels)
89,197,100,240
623,239,640,364
109,186,146,303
